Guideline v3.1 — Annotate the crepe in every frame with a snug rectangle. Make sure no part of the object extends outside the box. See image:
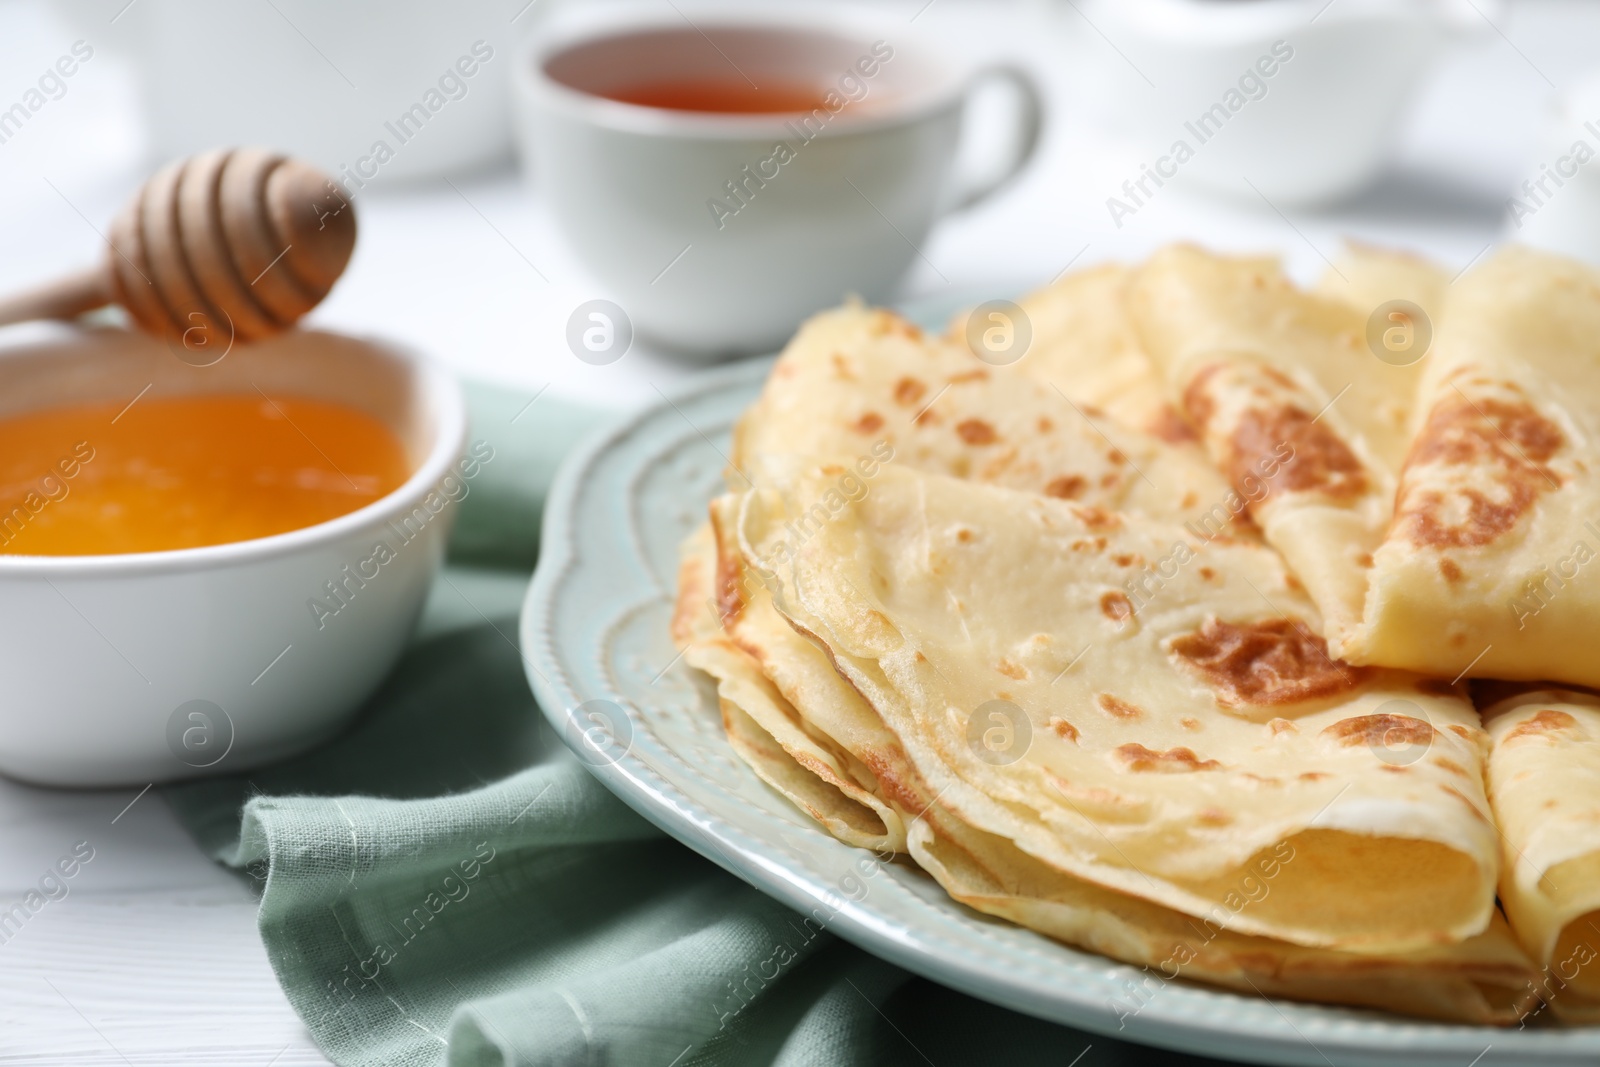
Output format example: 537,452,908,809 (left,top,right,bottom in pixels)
1314,240,1449,322
1480,686,1600,1018
1348,247,1600,689
681,300,1252,860
695,473,1536,1024
735,461,1500,953
907,794,1536,1026
1126,245,1441,658
673,523,906,852
996,262,1192,443
731,303,1239,530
